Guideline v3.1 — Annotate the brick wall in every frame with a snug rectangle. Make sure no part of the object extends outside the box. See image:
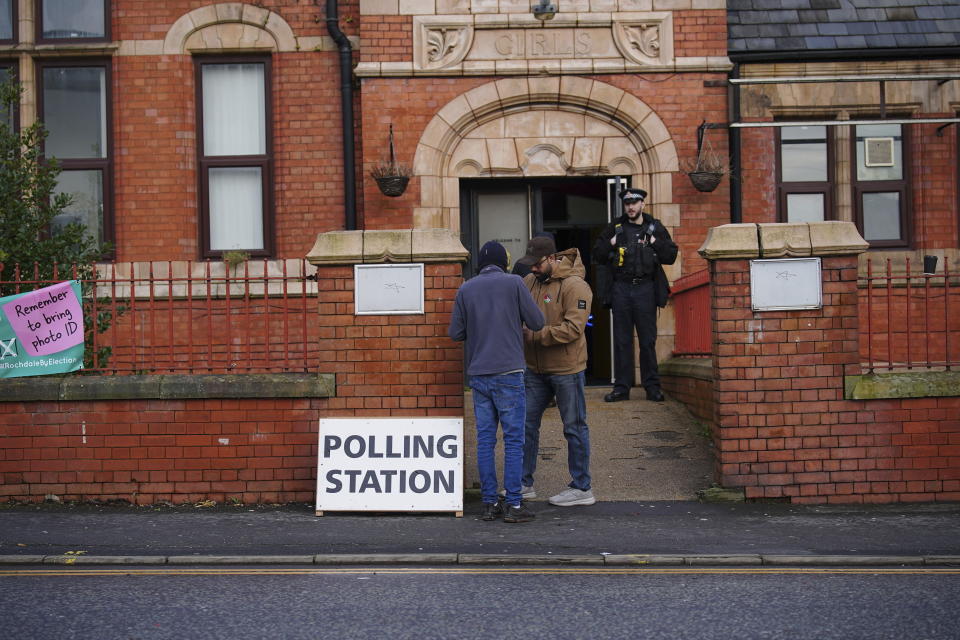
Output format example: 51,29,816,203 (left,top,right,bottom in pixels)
110,1,355,261
0,397,324,505
315,262,465,415
709,252,960,504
